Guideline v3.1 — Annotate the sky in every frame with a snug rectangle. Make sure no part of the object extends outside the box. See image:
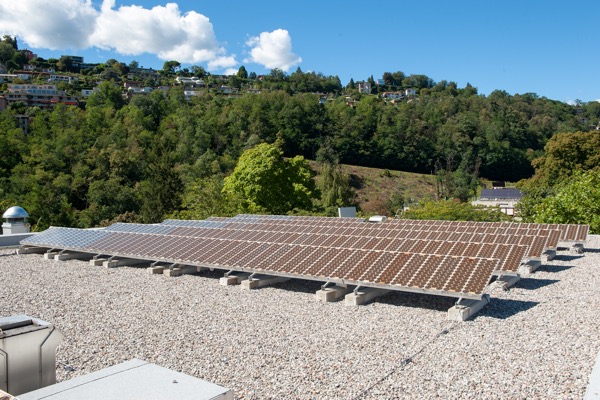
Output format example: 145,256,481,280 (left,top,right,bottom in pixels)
1,0,599,103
